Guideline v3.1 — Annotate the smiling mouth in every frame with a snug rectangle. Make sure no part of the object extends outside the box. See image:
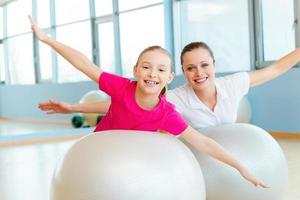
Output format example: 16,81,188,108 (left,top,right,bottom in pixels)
194,77,208,84
144,80,159,87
